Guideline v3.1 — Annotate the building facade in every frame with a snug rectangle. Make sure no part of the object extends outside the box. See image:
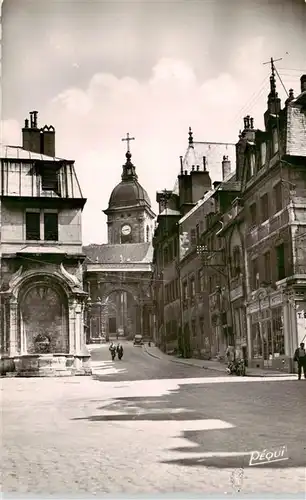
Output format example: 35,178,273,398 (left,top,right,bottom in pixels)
152,72,306,372
240,73,306,371
0,111,90,377
83,147,155,341
152,129,235,356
